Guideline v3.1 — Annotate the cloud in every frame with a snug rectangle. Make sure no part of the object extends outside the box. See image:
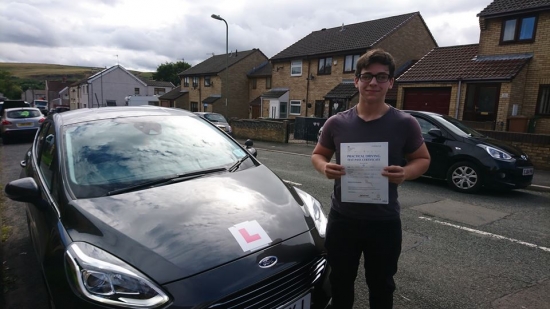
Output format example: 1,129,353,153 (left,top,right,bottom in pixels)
0,0,494,72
